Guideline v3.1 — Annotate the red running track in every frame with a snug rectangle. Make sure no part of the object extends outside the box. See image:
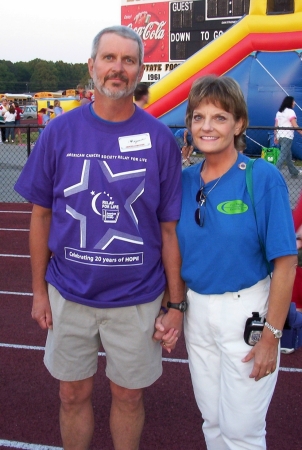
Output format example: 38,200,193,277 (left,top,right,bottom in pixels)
0,203,301,450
